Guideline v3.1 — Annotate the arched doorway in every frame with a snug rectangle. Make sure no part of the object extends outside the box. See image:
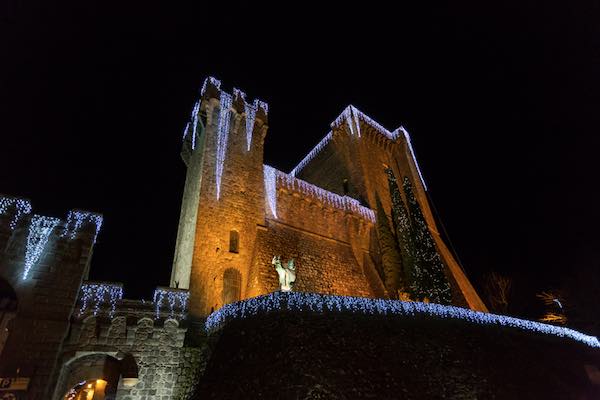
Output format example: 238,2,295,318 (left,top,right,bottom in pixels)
53,353,123,400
